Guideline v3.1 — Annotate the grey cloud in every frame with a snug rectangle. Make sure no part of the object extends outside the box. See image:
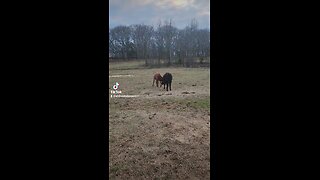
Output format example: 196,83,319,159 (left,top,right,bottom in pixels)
109,0,210,29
